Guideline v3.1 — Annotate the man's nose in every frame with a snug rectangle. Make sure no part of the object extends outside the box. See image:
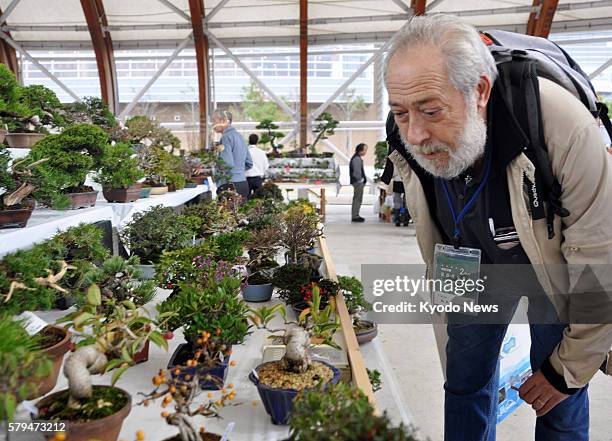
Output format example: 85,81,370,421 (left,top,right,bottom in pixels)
404,119,430,146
